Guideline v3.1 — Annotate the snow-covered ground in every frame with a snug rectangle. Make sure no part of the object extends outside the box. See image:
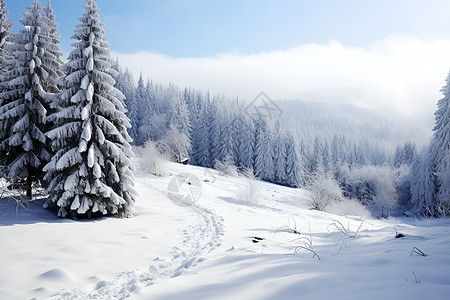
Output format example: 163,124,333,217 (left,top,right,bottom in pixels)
1,162,449,300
